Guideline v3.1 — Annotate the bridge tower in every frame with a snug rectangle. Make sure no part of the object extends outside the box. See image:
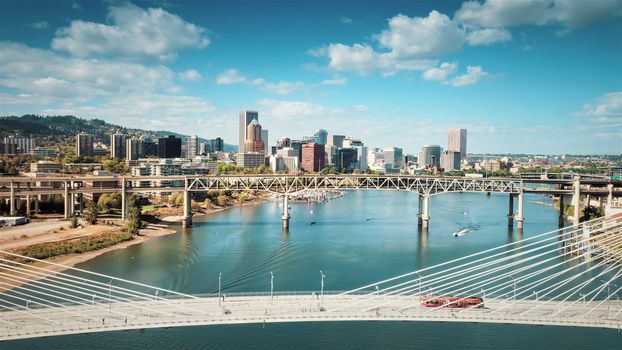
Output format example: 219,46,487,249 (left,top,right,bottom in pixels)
421,194,430,229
